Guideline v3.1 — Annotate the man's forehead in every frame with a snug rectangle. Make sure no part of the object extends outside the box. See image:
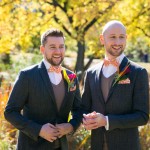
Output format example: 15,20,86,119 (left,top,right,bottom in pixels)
102,21,126,35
